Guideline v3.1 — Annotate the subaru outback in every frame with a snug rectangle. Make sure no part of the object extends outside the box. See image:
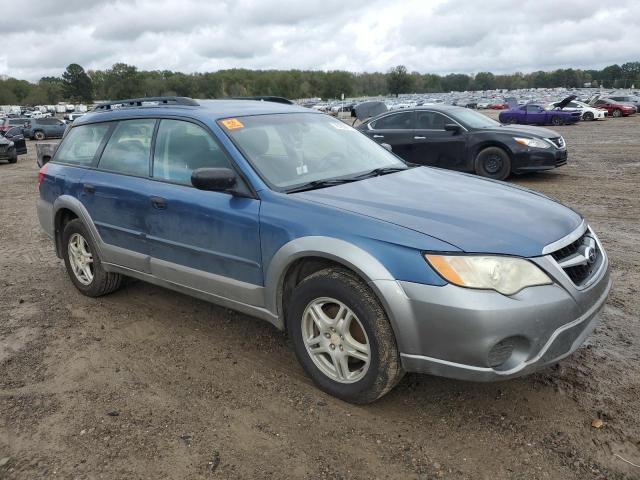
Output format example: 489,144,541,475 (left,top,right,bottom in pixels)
37,97,611,403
